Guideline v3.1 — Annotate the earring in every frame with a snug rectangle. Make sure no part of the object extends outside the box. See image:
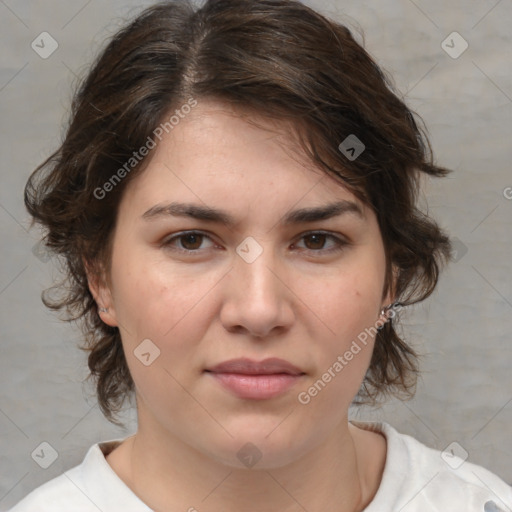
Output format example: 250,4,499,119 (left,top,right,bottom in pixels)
99,307,108,313
380,301,403,319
